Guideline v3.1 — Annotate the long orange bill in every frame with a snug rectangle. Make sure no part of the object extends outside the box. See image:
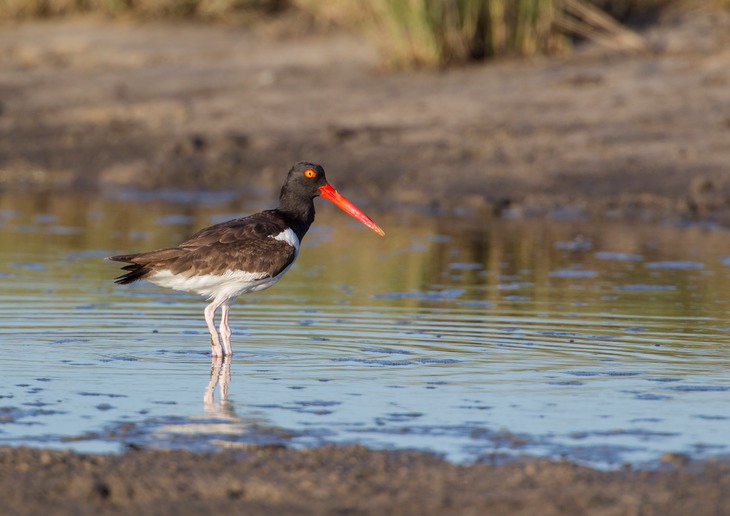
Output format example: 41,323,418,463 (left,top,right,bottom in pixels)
319,183,385,237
